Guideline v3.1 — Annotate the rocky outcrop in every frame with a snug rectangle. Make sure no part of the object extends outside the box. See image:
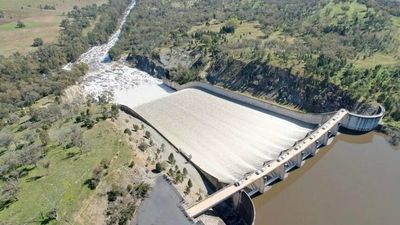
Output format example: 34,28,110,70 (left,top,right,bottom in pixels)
207,57,362,113
126,54,169,78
